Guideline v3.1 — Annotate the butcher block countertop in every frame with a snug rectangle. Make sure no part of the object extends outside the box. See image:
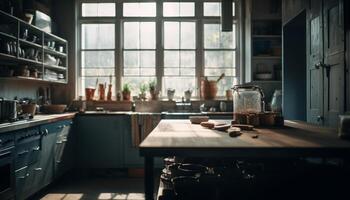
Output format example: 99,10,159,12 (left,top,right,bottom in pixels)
0,113,76,134
139,120,350,158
